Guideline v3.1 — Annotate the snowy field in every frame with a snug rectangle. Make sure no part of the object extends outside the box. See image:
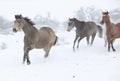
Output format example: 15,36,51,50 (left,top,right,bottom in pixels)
0,29,120,81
